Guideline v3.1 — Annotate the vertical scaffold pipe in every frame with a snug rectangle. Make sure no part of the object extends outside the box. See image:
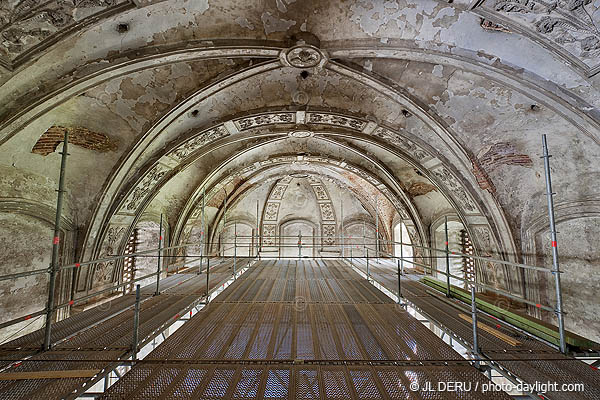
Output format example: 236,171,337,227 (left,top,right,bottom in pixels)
43,130,69,351
199,187,205,275
233,222,237,279
132,284,141,361
471,286,480,369
155,214,163,296
542,134,567,354
445,216,451,298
